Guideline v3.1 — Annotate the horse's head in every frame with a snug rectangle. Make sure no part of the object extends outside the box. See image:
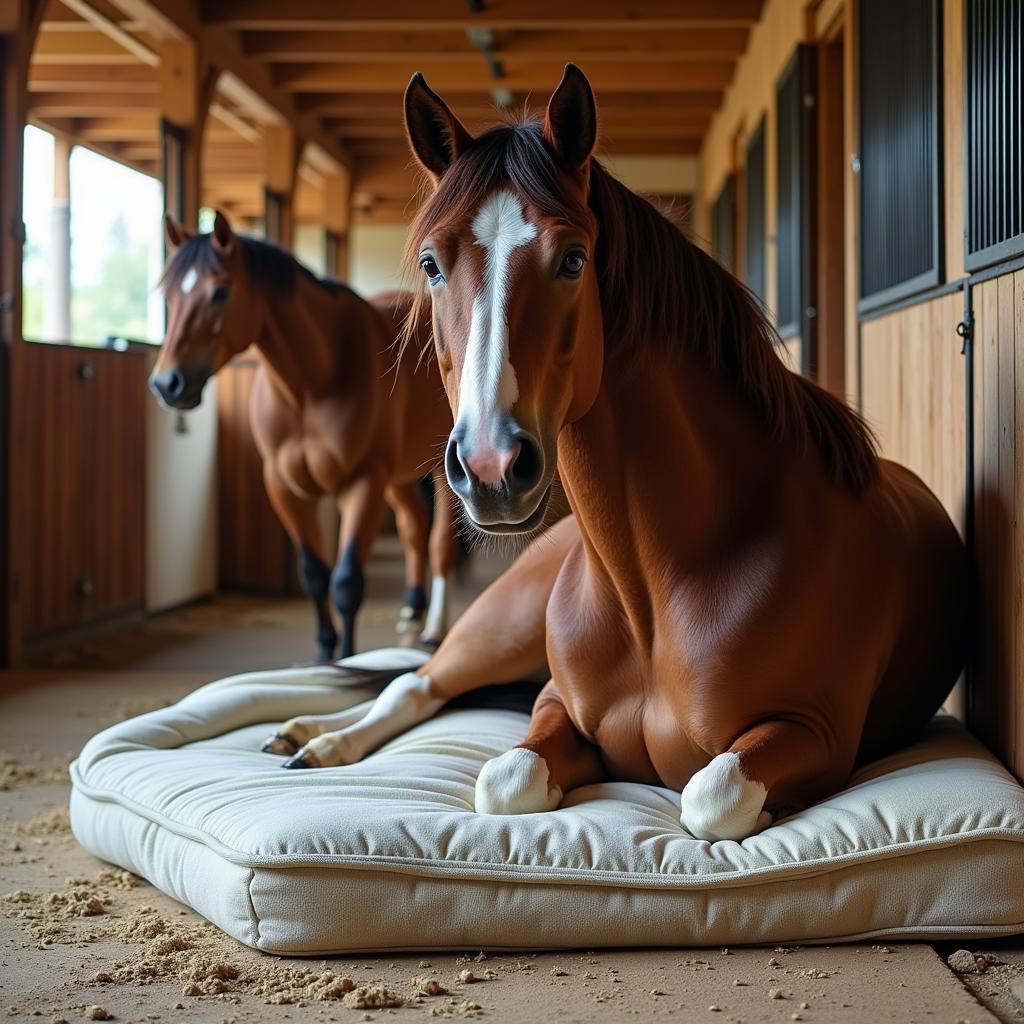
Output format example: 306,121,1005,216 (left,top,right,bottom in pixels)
150,211,257,410
404,65,604,535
